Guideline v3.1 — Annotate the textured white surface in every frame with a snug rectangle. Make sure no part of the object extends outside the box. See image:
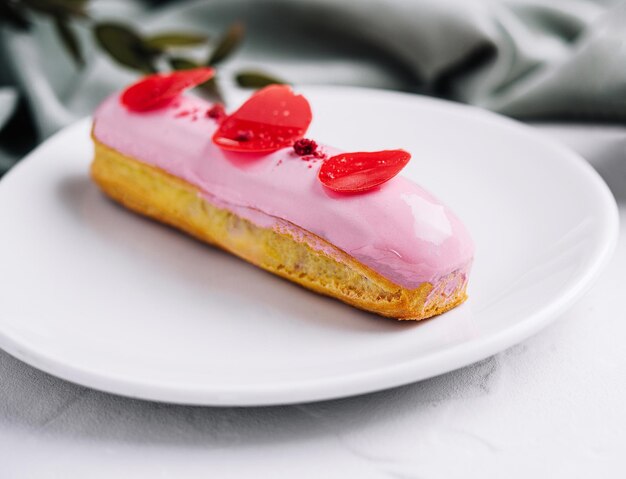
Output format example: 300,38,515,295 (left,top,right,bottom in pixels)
0,124,624,477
